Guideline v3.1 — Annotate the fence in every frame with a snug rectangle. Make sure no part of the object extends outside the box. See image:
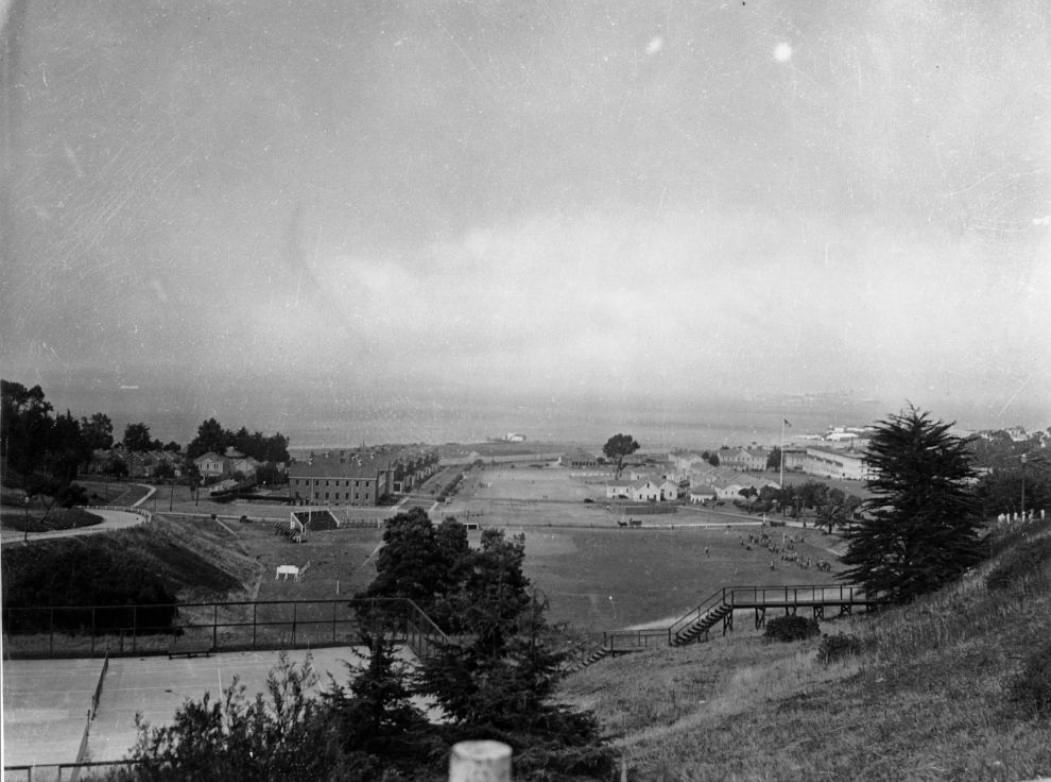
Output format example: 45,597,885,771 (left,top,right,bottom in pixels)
3,760,137,782
613,503,678,516
5,741,512,782
725,583,871,607
602,628,670,652
86,505,152,522
69,653,110,782
2,598,449,662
